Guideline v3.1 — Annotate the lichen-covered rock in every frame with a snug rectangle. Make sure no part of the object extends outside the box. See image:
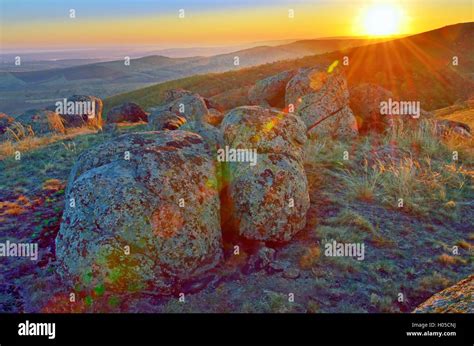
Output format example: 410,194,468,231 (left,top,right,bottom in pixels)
56,131,223,293
0,113,14,135
180,121,223,155
226,154,309,242
414,275,474,313
286,67,358,139
221,106,309,242
221,106,307,163
306,106,358,139
106,102,148,123
349,83,394,134
56,95,103,128
153,89,209,122
180,121,225,190
249,70,296,108
147,110,187,131
14,109,65,136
